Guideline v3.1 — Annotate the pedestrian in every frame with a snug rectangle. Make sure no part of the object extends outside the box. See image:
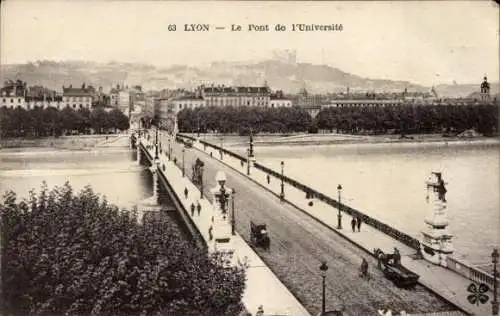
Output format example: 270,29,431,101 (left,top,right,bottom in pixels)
241,160,244,168
256,305,264,316
208,226,213,241
184,187,188,199
190,203,195,216
210,152,213,157
357,216,362,232
267,174,270,184
359,257,369,279
197,202,201,215
351,217,356,232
